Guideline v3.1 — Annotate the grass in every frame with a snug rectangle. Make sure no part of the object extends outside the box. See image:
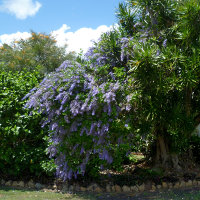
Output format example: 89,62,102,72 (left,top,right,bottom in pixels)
128,153,145,163
139,188,200,200
0,187,96,200
1,186,200,200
